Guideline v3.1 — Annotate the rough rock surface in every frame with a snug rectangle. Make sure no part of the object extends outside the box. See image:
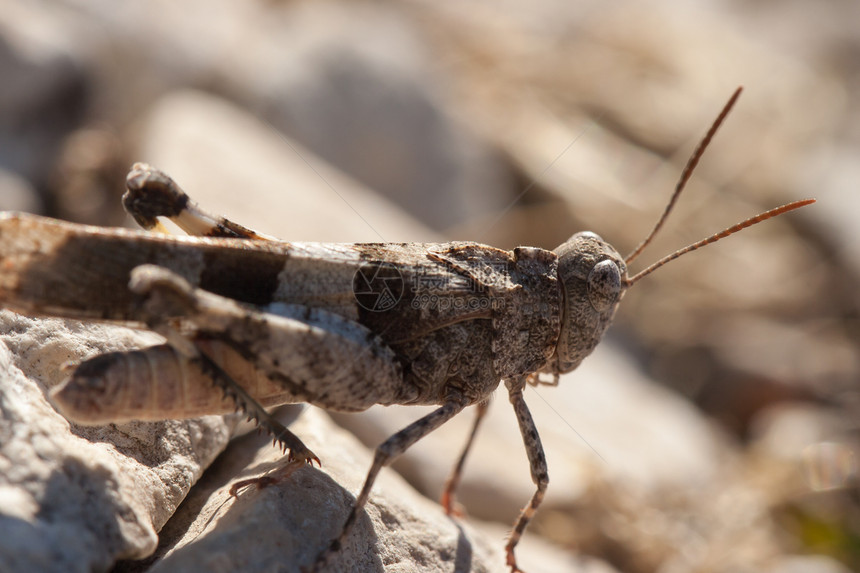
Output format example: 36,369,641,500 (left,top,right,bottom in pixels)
0,312,233,572
136,407,613,573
